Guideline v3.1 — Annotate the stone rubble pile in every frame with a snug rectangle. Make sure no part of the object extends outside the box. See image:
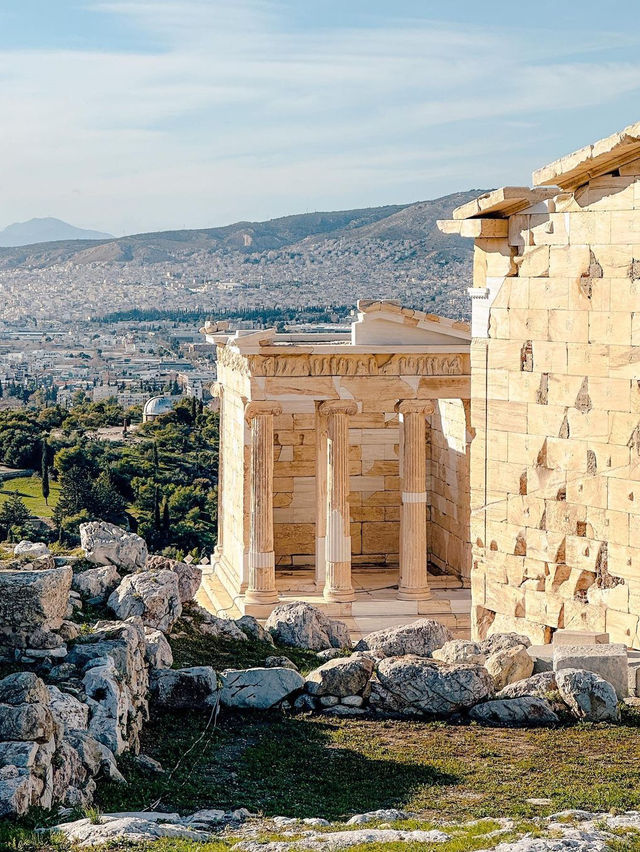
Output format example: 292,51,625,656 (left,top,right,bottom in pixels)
46,807,640,850
0,522,632,821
